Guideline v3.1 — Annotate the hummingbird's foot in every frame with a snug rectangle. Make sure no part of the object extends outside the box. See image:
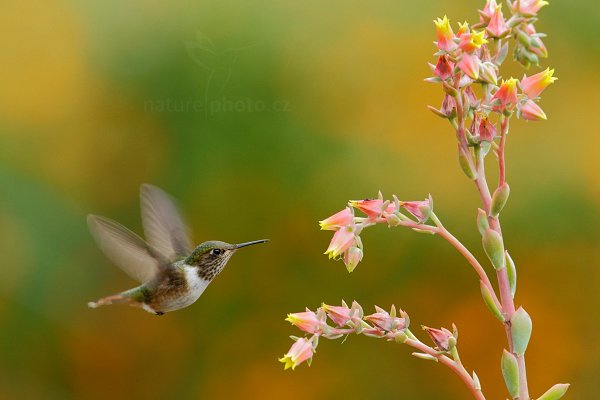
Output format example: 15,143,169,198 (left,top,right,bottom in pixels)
155,311,165,316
